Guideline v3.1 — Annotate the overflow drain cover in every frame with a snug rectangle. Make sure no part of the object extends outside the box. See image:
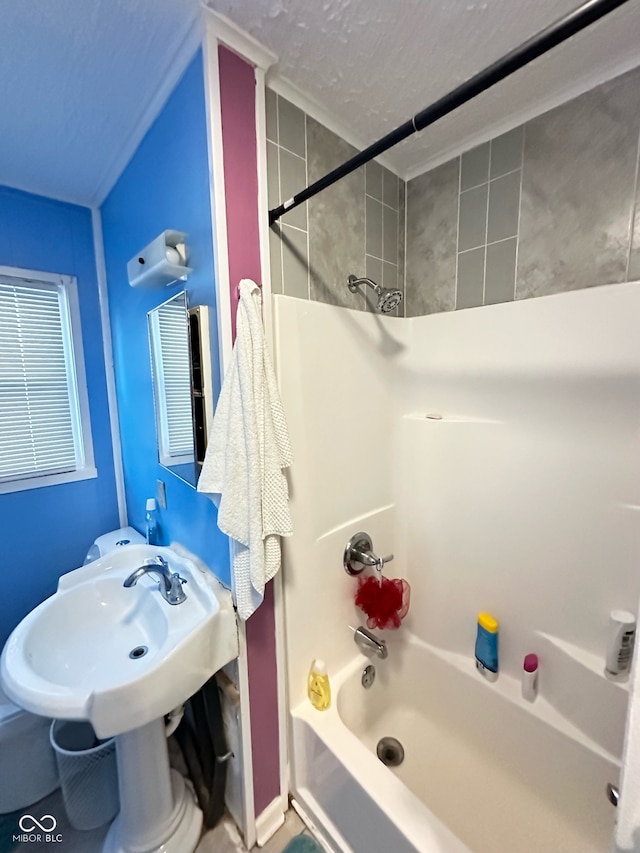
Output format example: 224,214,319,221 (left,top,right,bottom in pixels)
129,645,148,660
377,736,404,767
